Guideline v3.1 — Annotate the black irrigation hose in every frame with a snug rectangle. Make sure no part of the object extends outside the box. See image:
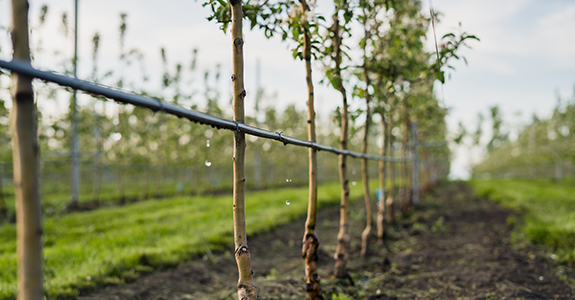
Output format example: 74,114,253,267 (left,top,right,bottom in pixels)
0,59,412,162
